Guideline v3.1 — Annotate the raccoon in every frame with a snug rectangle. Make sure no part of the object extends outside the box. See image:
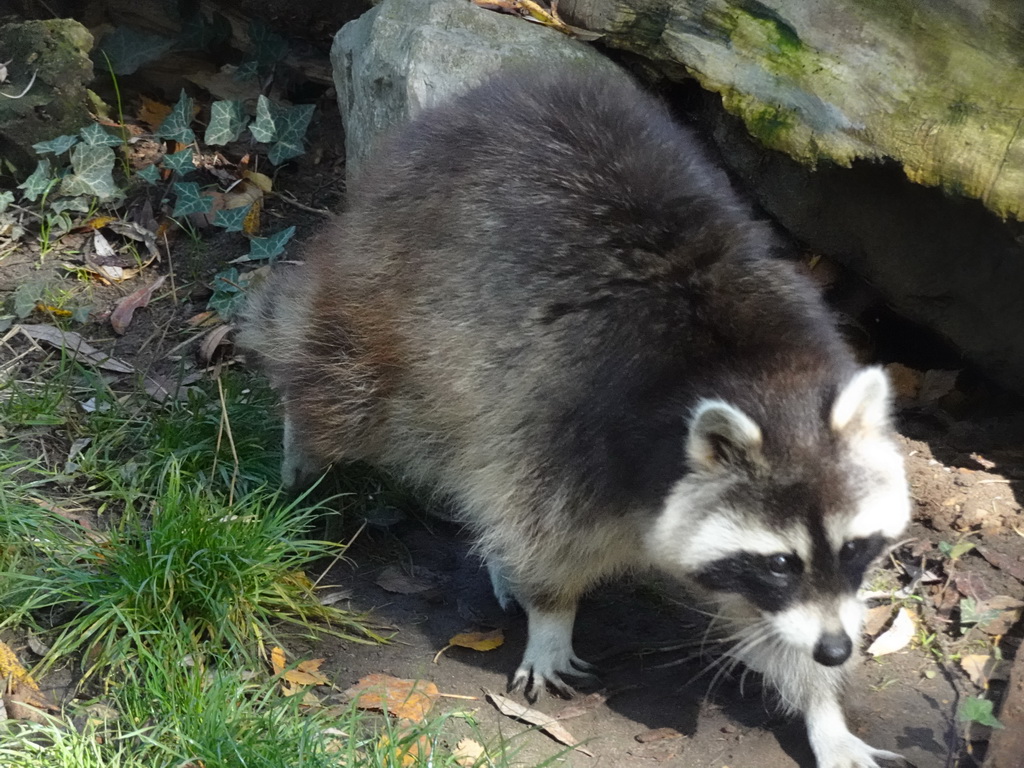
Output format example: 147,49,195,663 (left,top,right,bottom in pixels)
239,69,911,768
